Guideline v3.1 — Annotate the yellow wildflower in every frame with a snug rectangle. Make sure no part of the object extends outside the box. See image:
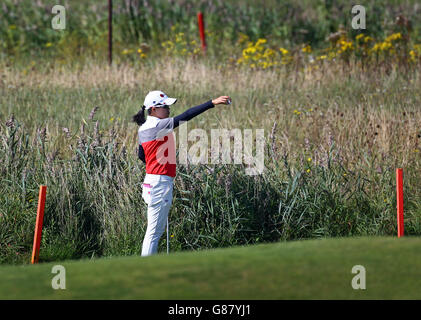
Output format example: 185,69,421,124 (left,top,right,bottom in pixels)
380,41,392,51
409,50,417,61
279,48,289,55
385,33,402,42
256,38,267,46
355,34,364,41
364,36,373,43
263,48,275,58
302,45,312,53
244,47,256,55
